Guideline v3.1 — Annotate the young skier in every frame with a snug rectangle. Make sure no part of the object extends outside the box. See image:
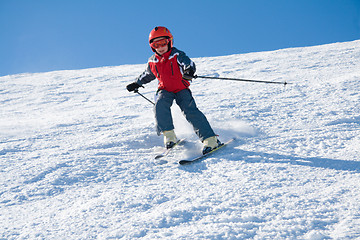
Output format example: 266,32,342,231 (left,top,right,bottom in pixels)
126,26,221,154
